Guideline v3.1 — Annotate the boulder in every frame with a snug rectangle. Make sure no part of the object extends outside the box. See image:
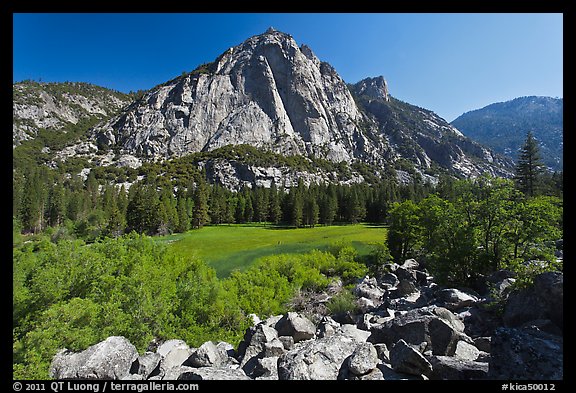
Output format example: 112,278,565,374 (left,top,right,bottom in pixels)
275,312,316,342
472,337,491,353
389,339,432,377
533,272,563,330
502,271,563,332
454,340,481,361
130,352,162,378
50,336,138,380
503,288,547,327
252,356,279,379
316,315,342,338
178,367,250,380
354,276,386,303
488,327,563,380
368,307,463,356
158,340,193,375
401,258,420,270
428,356,489,380
379,272,399,288
238,323,284,376
348,342,379,376
277,331,361,380
435,288,479,311
185,341,225,368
